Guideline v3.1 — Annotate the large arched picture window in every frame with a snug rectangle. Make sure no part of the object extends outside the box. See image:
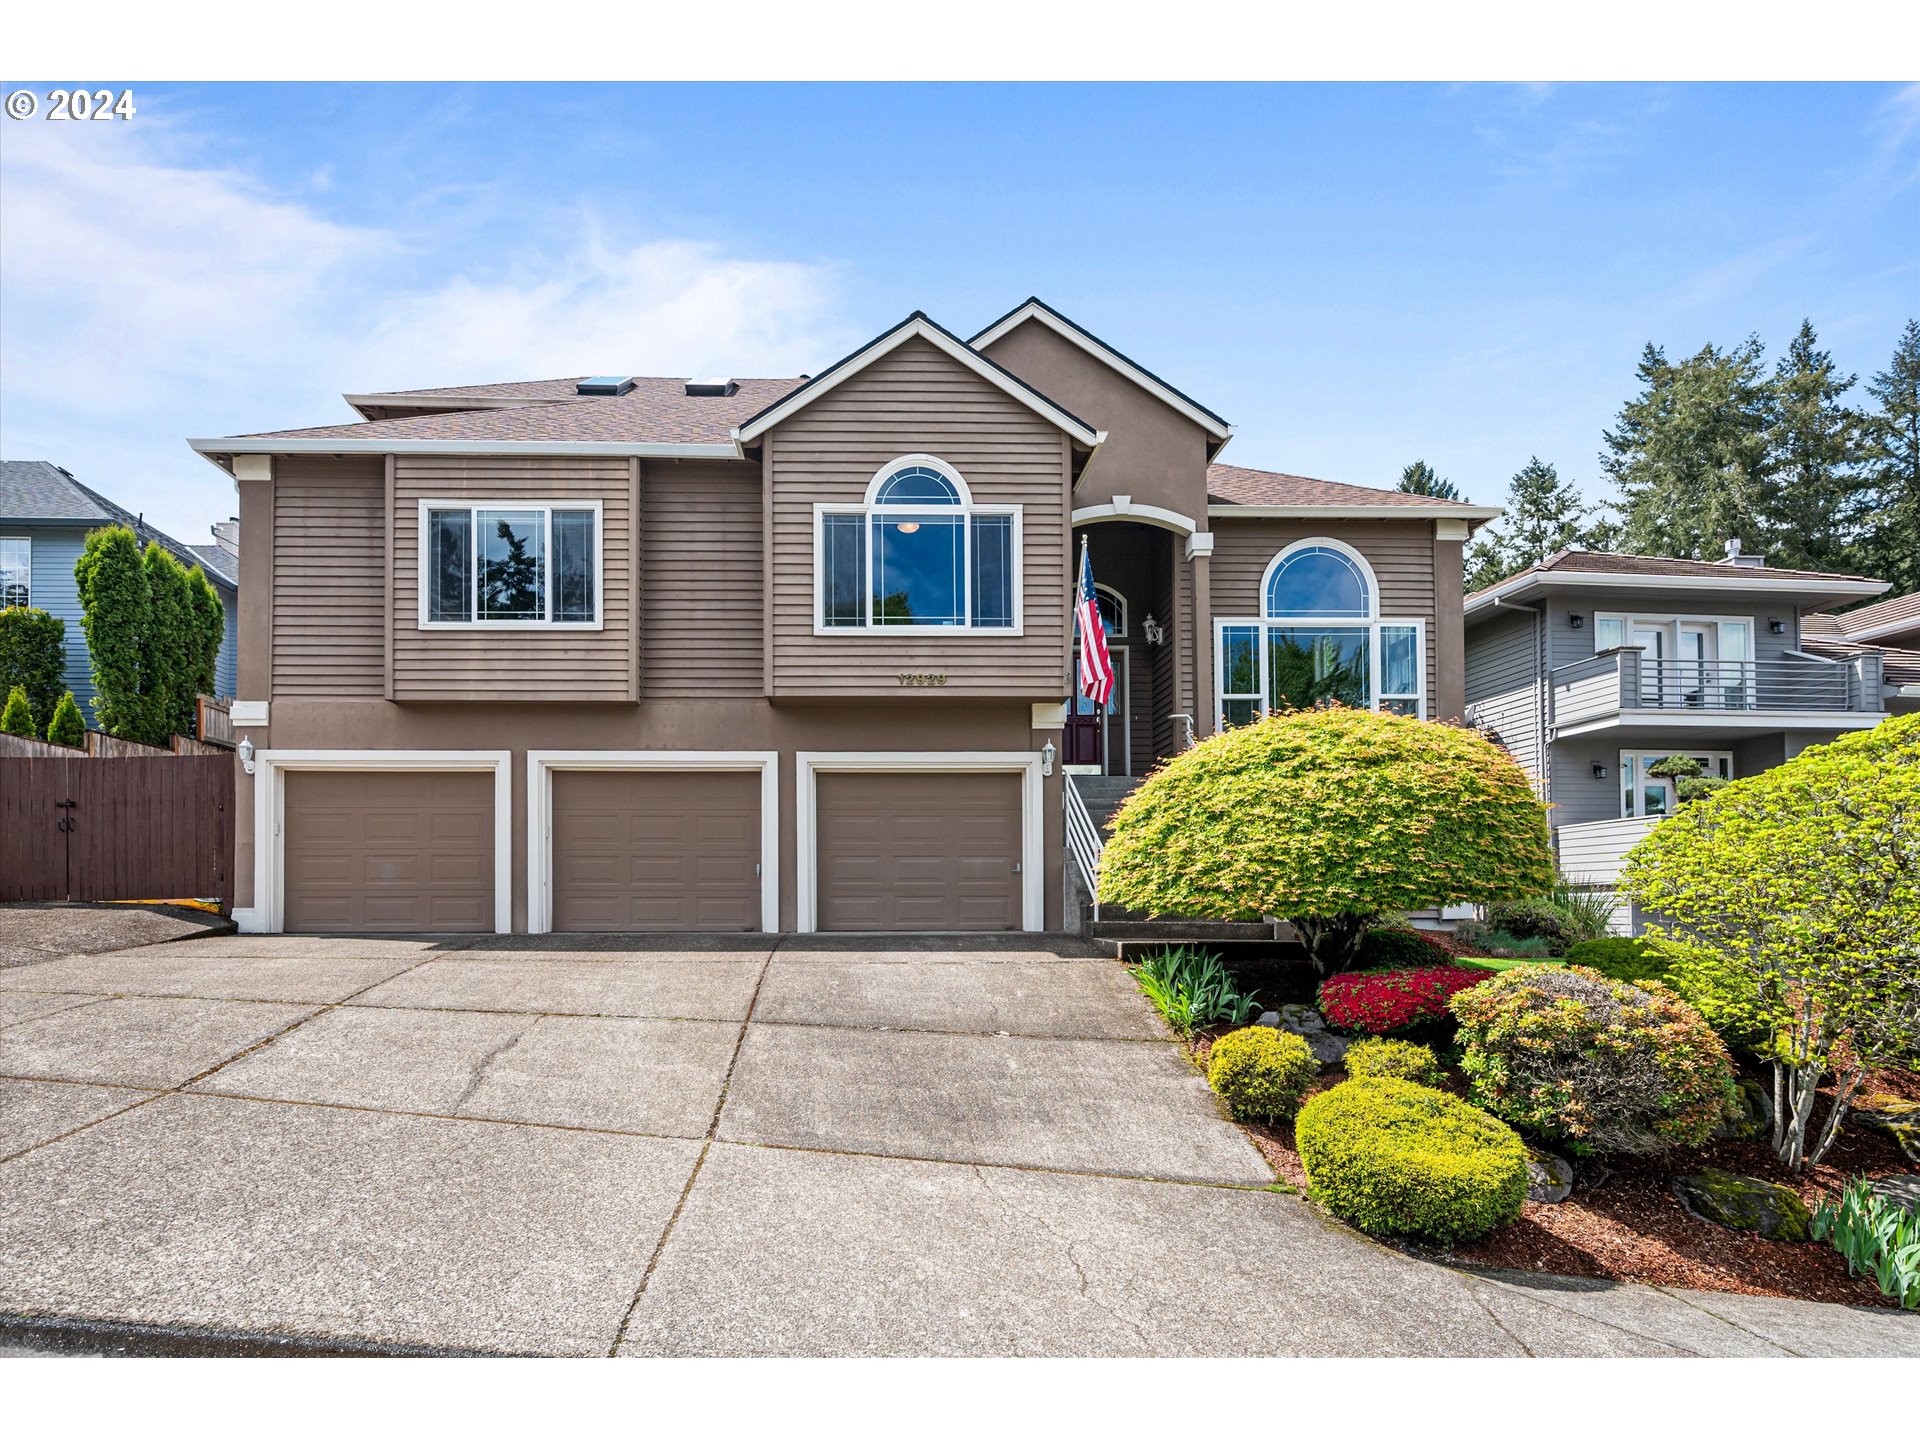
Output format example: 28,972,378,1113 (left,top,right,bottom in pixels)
1217,537,1424,726
816,455,1022,631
